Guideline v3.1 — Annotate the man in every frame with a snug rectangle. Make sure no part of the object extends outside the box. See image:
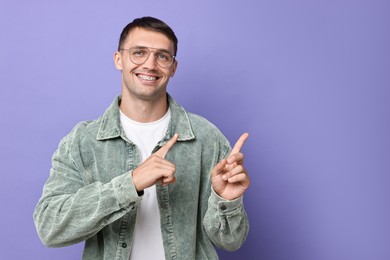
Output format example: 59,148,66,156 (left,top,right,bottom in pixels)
34,16,250,259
